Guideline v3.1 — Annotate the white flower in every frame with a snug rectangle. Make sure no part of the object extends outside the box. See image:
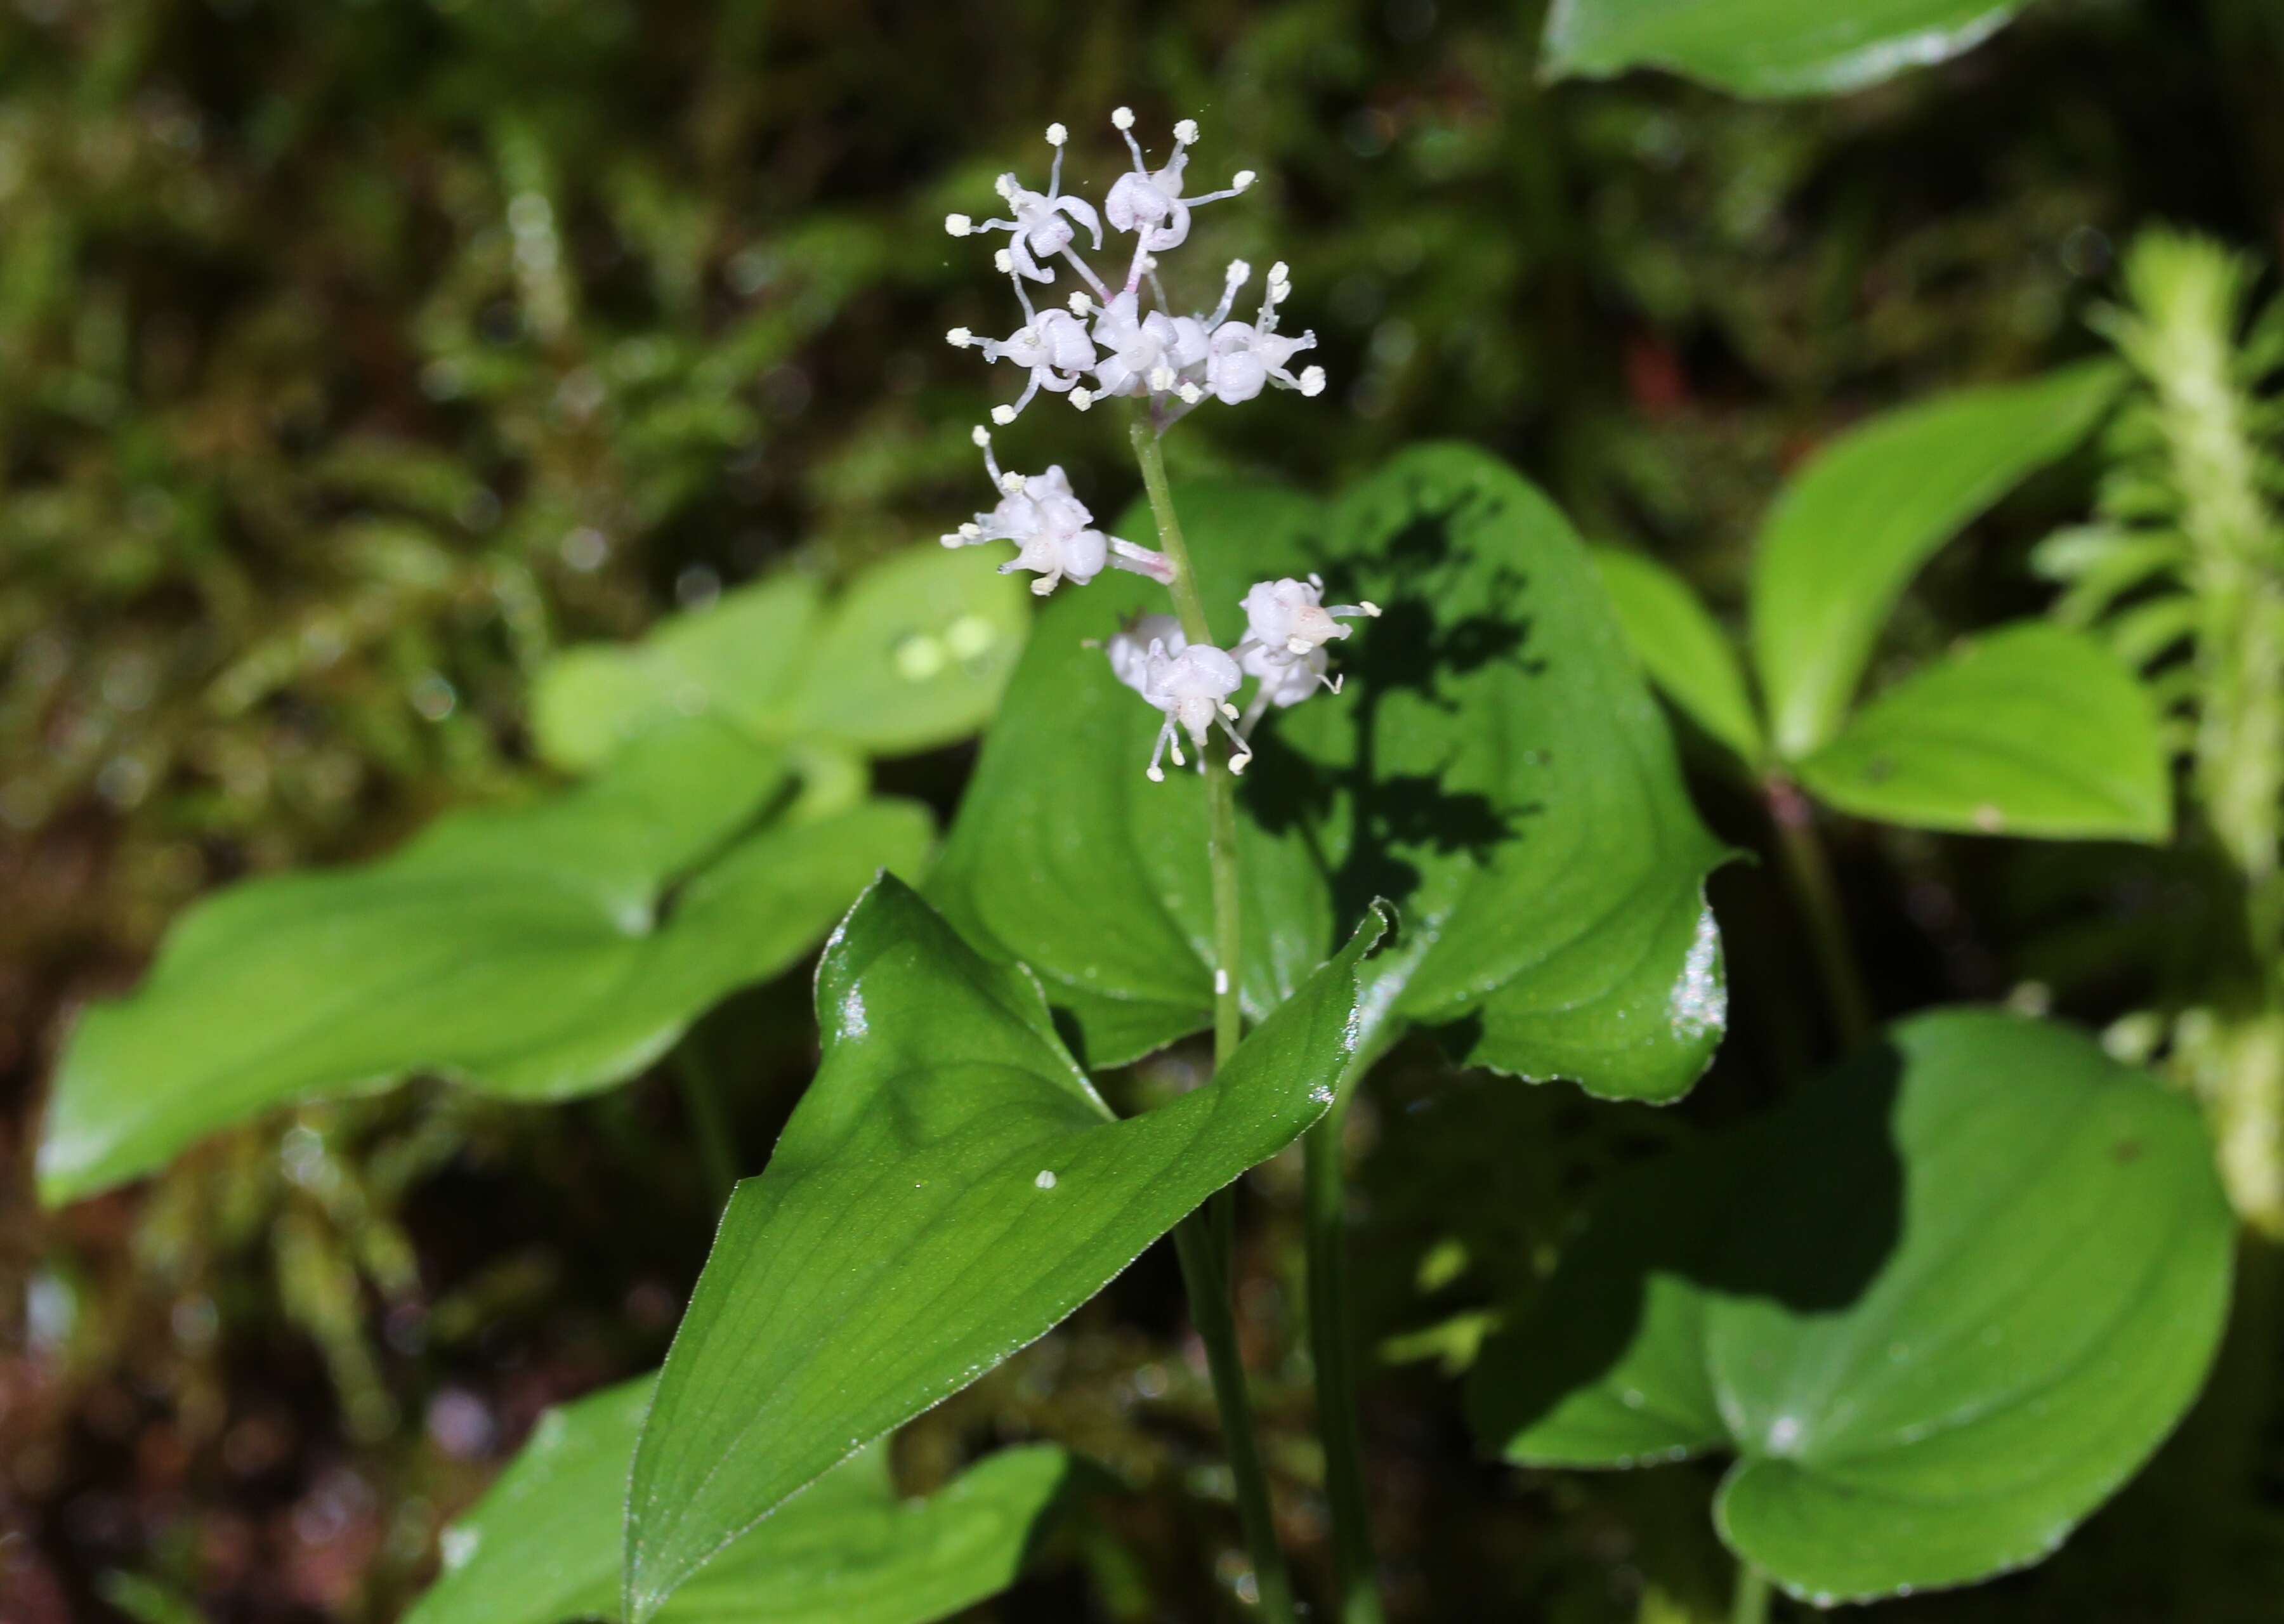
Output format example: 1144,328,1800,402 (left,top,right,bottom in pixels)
1131,636,1251,781
1231,575,1376,730
1202,262,1323,405
1105,112,1254,255
942,429,1172,595
954,308,1098,421
1087,290,1209,400
954,126,1105,285
1105,612,1188,693
1238,574,1379,656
